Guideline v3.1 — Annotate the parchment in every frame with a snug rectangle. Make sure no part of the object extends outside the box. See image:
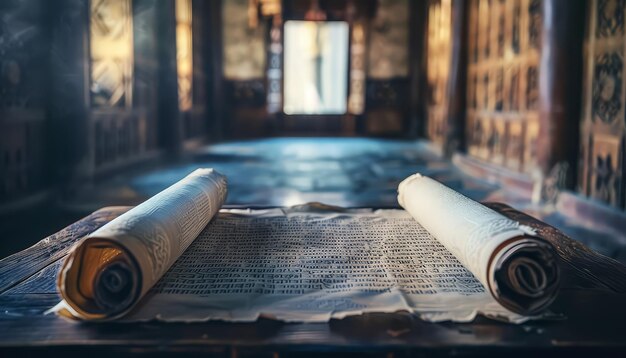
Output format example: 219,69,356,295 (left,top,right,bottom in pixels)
55,171,557,323
56,169,227,320
398,174,559,315
111,209,525,323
